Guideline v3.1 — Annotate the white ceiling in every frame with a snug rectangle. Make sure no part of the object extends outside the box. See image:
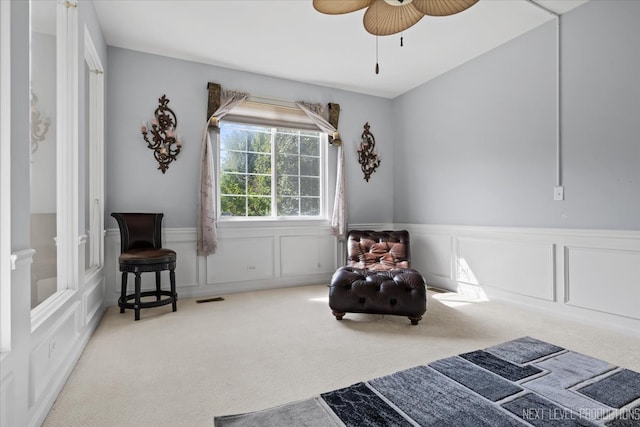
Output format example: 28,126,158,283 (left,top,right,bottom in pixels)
93,0,588,99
